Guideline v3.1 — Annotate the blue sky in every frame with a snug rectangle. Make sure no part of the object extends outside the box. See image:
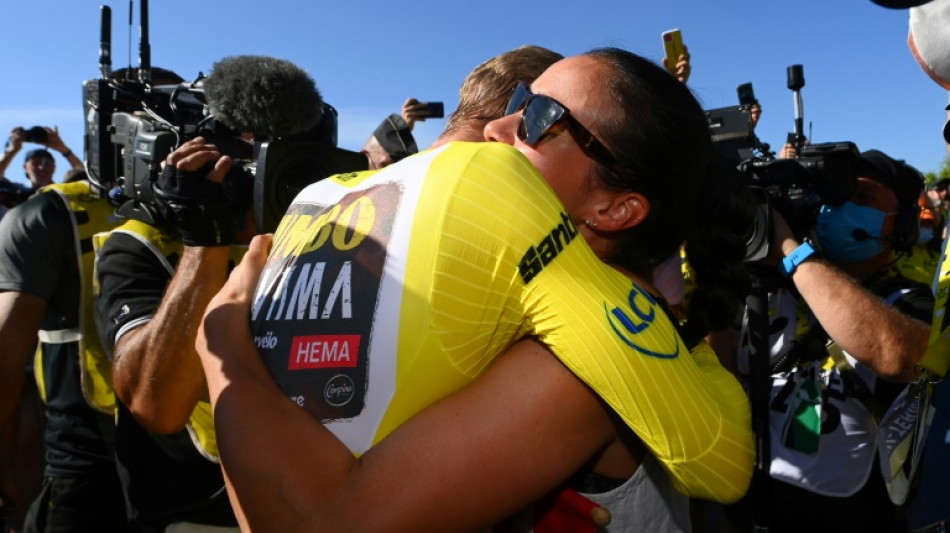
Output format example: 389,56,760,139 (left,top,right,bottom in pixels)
2,0,947,186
